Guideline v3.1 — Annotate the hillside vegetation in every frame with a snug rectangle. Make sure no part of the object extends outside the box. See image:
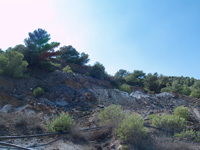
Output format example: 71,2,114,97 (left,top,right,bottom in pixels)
1,28,200,150
1,28,200,98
